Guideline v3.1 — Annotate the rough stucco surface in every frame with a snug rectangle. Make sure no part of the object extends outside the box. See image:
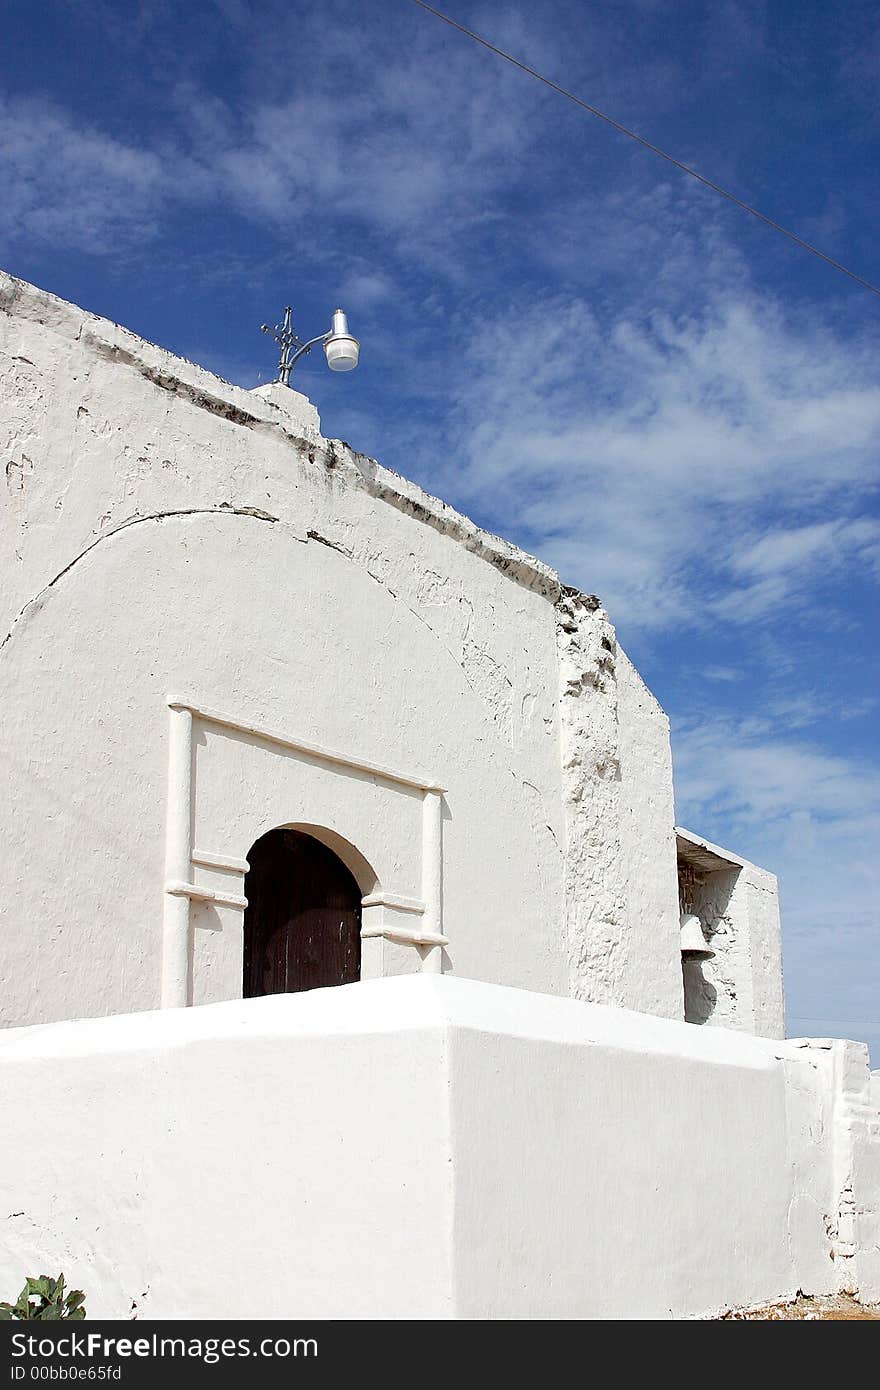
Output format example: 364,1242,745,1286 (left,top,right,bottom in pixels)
1,270,779,1029
0,977,876,1320
827,1037,880,1301
746,867,786,1037
0,272,565,1021
614,650,682,1017
556,594,681,1017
